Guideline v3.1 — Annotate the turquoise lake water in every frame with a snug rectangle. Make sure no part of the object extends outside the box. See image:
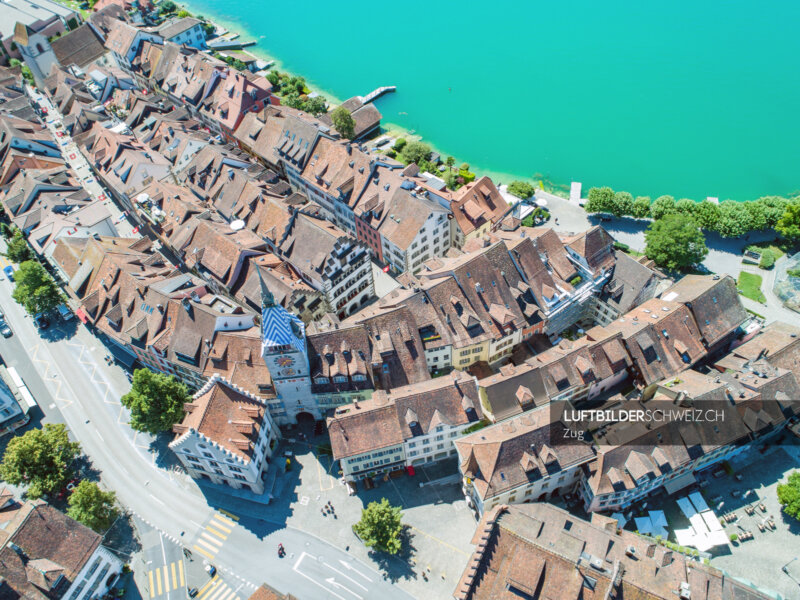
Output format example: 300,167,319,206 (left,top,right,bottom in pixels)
185,0,800,201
